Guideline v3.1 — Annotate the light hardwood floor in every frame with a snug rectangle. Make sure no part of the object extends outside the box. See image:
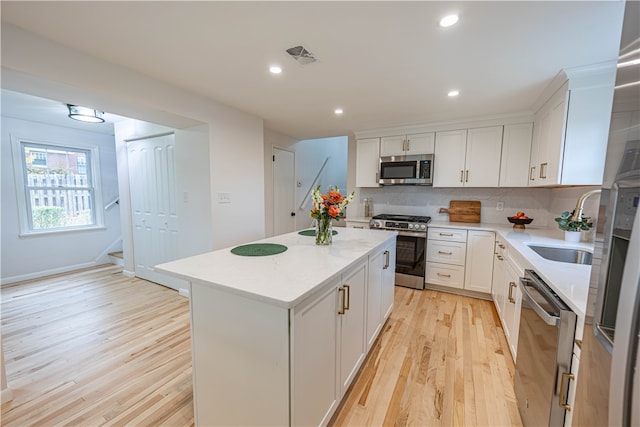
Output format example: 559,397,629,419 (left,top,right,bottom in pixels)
330,288,523,427
1,265,193,426
1,266,522,427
